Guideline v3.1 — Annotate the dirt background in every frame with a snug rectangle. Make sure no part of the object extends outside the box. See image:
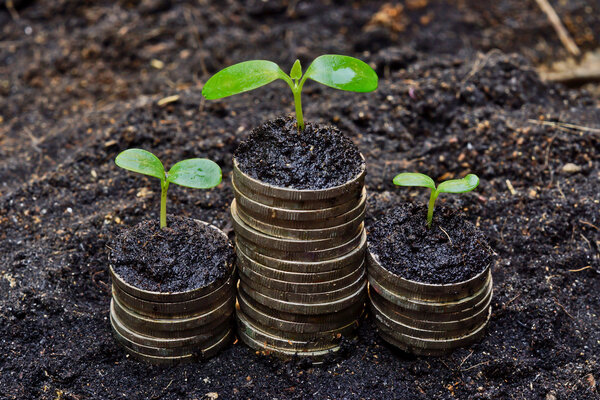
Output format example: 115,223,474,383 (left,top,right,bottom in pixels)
1,1,599,399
